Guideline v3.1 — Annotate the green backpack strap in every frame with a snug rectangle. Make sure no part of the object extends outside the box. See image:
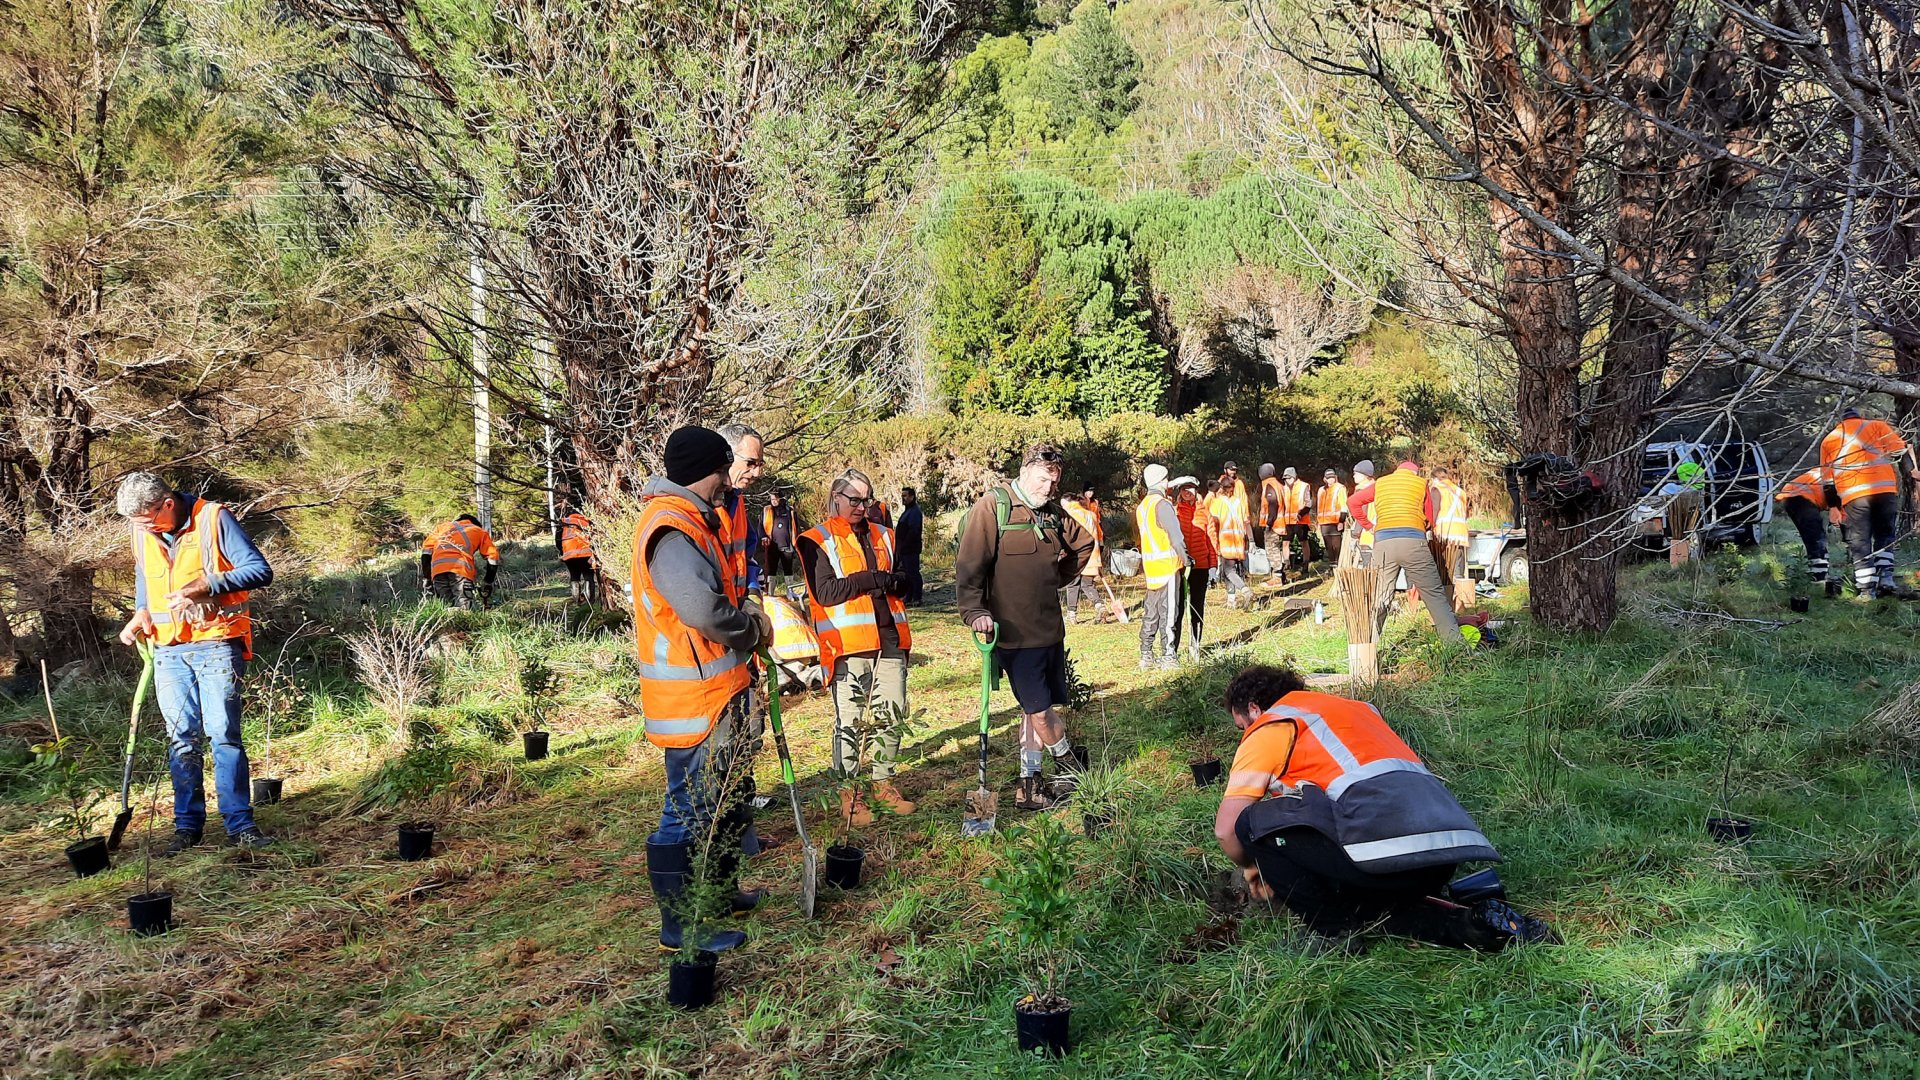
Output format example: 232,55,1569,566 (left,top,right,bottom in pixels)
993,485,1046,535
